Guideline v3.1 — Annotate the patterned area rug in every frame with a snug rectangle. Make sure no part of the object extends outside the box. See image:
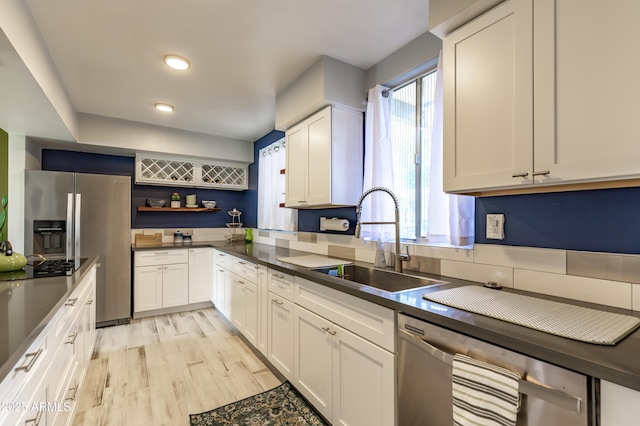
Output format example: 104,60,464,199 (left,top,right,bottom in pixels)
189,381,328,425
